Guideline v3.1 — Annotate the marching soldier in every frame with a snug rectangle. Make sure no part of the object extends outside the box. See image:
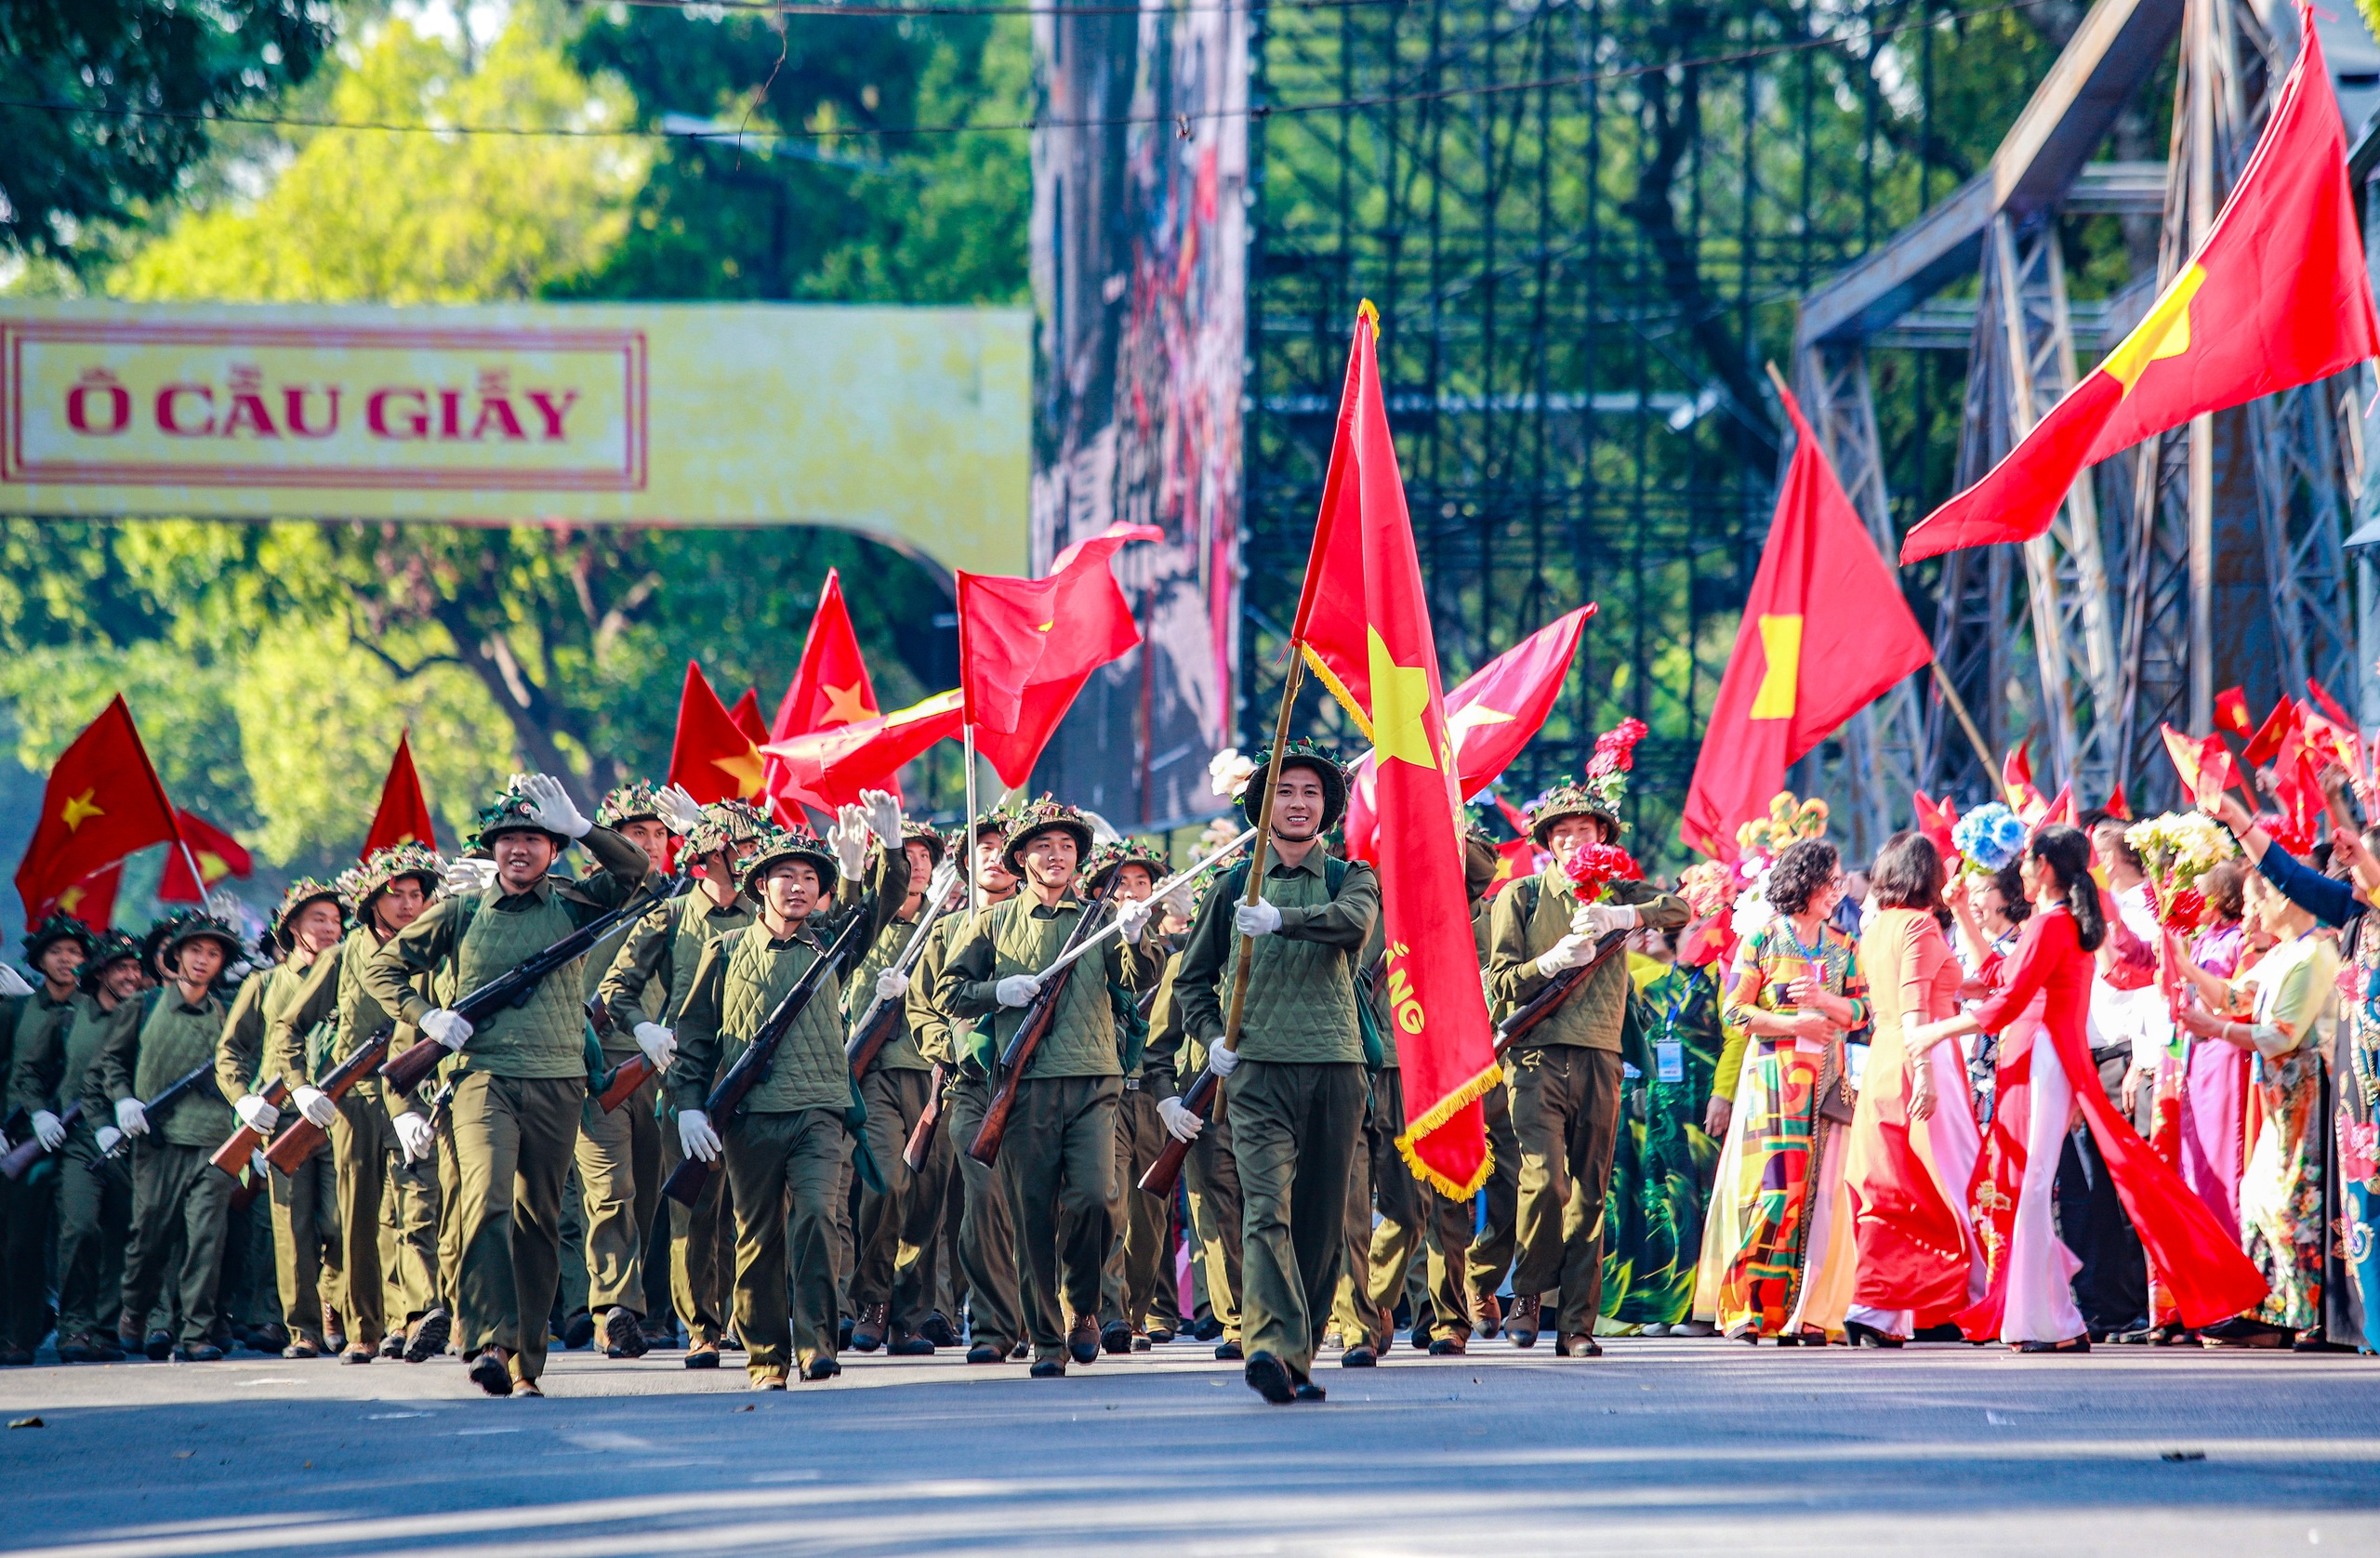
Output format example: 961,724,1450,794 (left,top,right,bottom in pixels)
1086,838,1174,1353
101,912,245,1362
600,798,773,1369
1170,742,1379,1404
1,914,97,1363
669,796,907,1387
1486,738,1687,1356
362,775,654,1396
